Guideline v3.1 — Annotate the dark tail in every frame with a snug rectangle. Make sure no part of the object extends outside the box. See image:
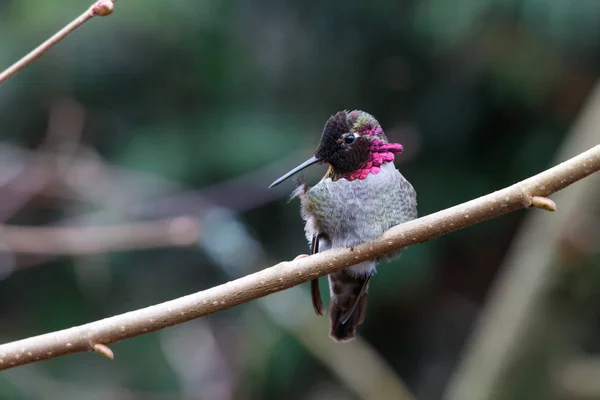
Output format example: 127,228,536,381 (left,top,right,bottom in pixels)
328,270,371,342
